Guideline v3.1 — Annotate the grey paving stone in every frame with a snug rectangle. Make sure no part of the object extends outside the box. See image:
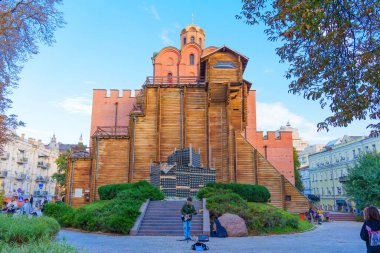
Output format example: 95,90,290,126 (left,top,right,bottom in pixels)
57,221,364,253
